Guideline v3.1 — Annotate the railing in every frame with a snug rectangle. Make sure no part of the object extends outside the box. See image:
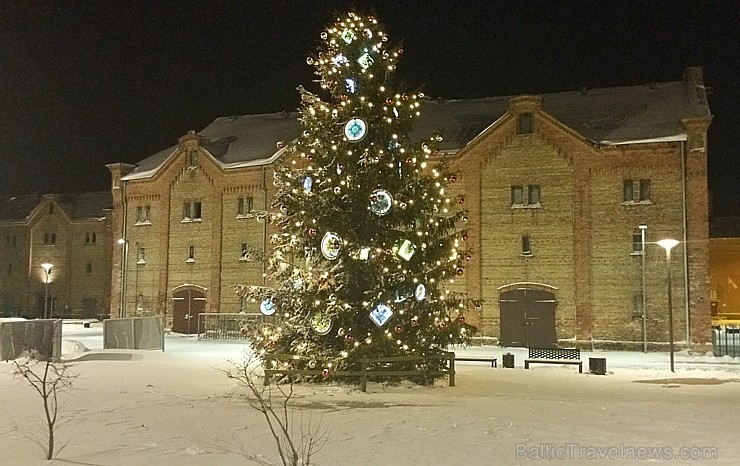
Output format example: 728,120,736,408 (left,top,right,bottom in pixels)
197,312,266,340
263,352,456,392
713,325,740,357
